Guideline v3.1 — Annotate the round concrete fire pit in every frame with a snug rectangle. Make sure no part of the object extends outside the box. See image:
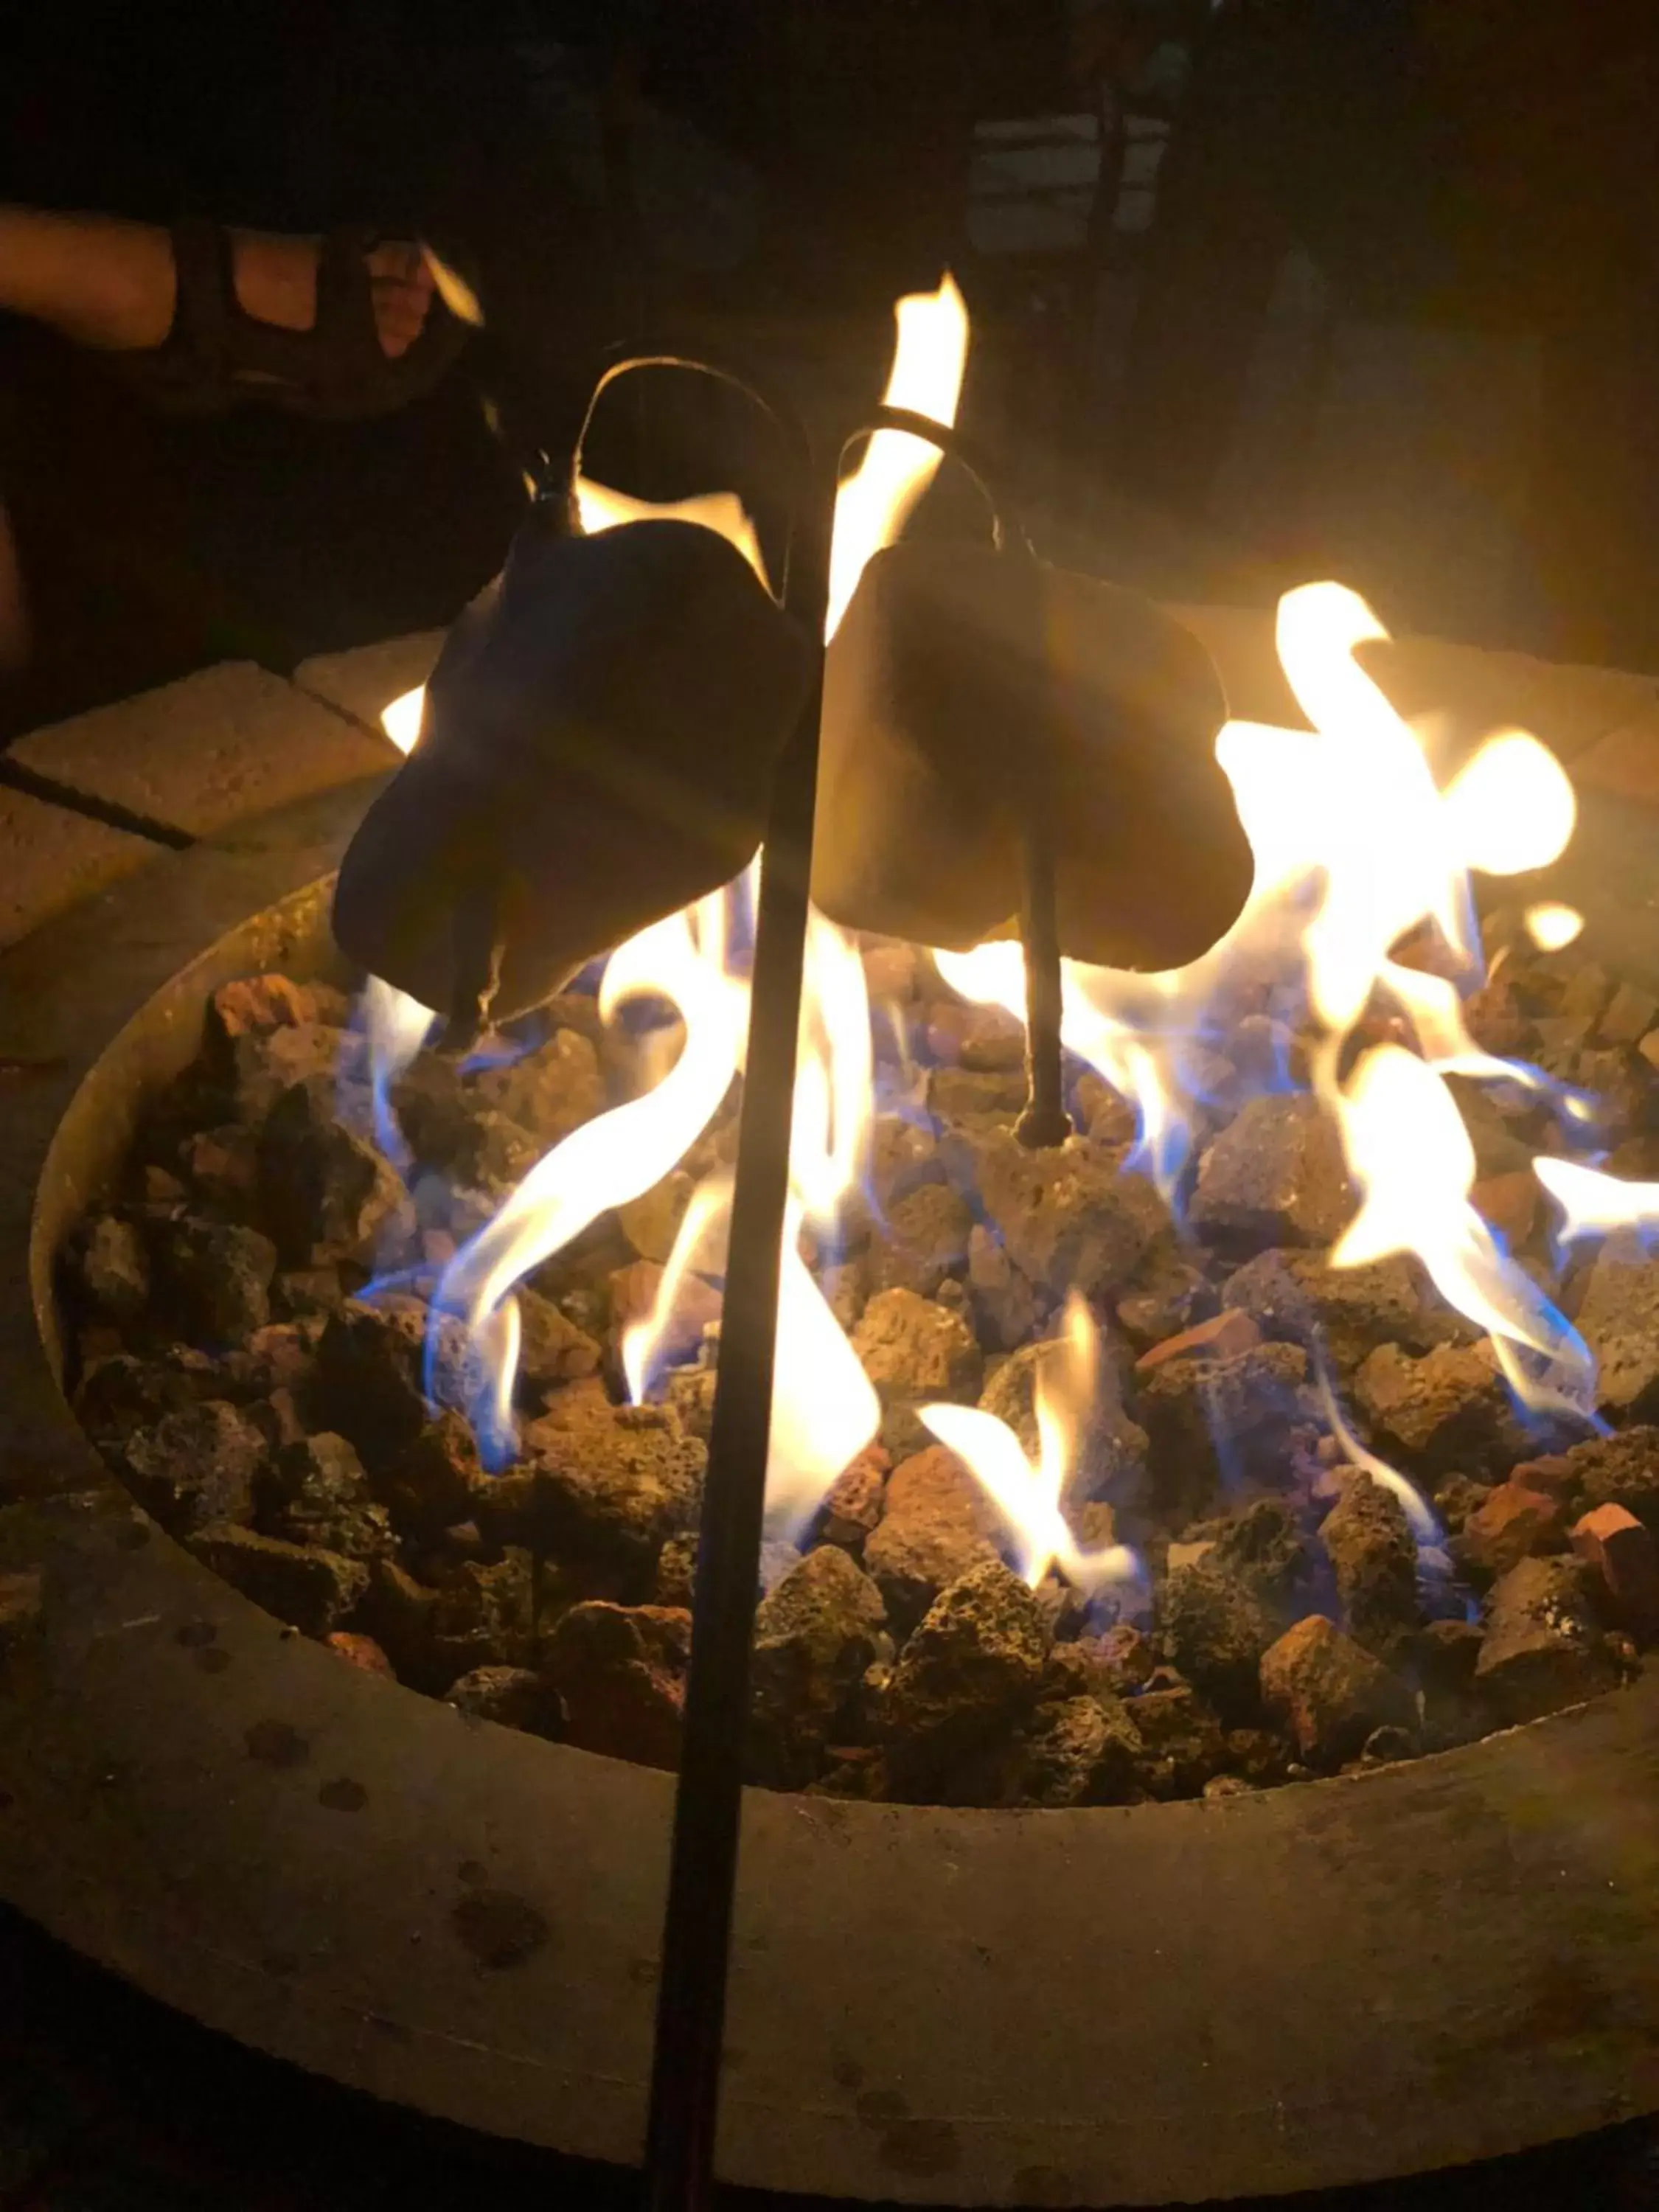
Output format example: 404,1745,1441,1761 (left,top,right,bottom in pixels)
6,706,1659,2204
